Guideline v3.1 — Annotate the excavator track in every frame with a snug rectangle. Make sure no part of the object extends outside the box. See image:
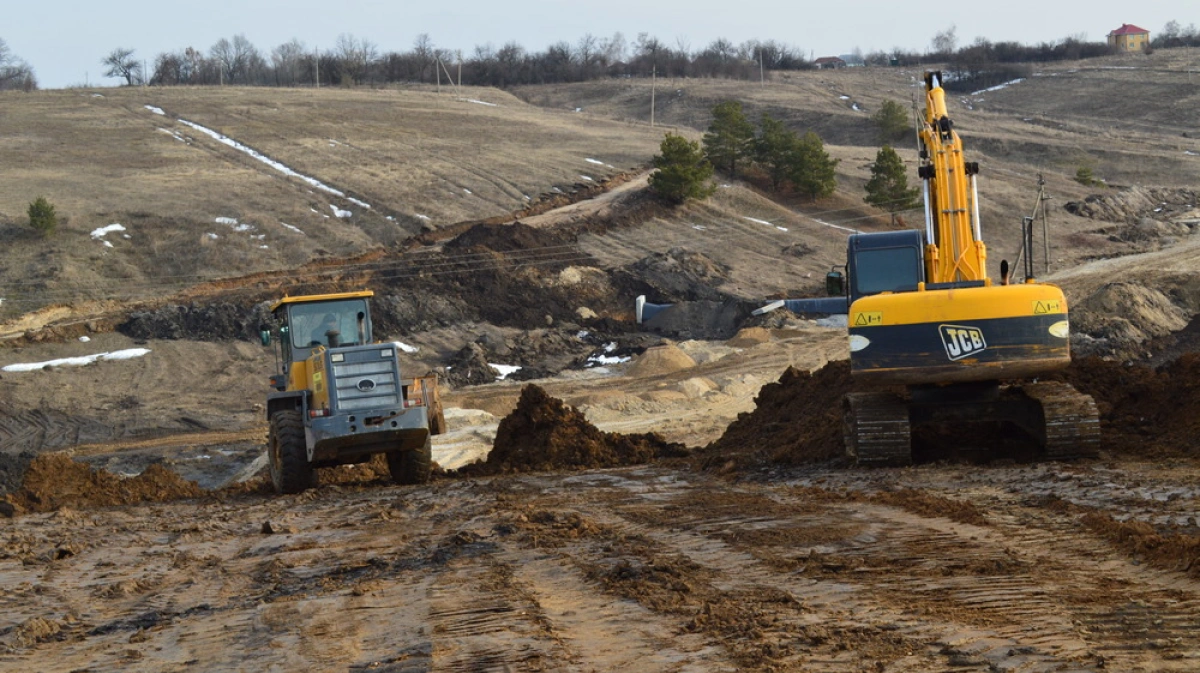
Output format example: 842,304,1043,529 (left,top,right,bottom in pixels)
843,392,912,466
1022,381,1102,461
